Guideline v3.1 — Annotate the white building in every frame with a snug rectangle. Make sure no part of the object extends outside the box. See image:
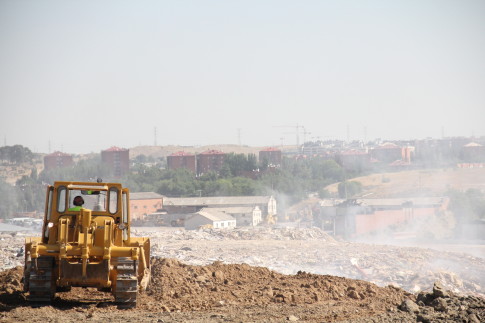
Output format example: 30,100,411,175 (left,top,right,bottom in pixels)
184,209,236,230
209,206,262,227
